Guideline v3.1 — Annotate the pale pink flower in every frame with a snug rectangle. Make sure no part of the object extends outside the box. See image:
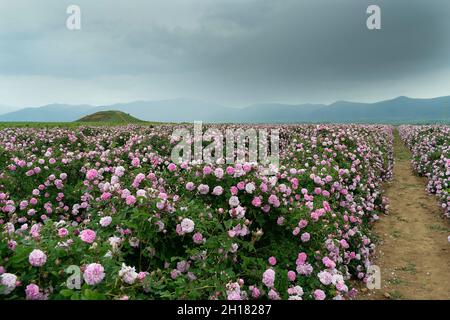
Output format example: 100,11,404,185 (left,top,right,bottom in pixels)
262,268,275,288
101,192,112,200
229,196,240,207
131,157,140,167
197,184,210,194
268,289,280,300
314,289,326,300
58,228,68,238
212,186,224,195
1,273,17,294
301,232,310,242
25,284,44,300
29,249,47,267
251,197,262,207
318,270,333,285
185,182,195,191
126,195,136,205
193,232,203,244
322,256,336,269
83,263,105,285
86,169,98,181
119,263,138,284
100,216,112,227
287,270,296,281
180,218,195,233
251,286,260,298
